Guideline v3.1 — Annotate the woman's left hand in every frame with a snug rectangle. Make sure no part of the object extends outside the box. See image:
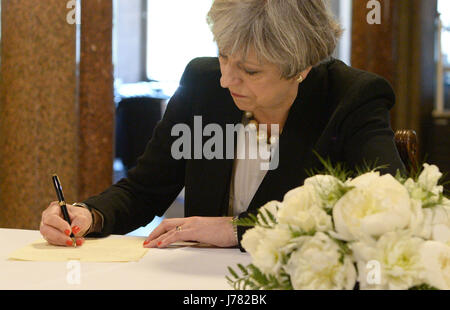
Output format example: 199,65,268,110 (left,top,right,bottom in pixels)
143,216,237,248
